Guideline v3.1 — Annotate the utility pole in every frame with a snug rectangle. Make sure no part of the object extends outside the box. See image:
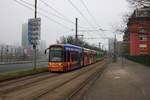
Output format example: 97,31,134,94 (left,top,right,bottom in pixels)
75,18,78,45
35,0,37,18
102,44,104,51
15,48,17,61
81,35,84,66
6,45,9,62
33,0,37,70
99,42,101,51
113,34,117,62
1,46,3,62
